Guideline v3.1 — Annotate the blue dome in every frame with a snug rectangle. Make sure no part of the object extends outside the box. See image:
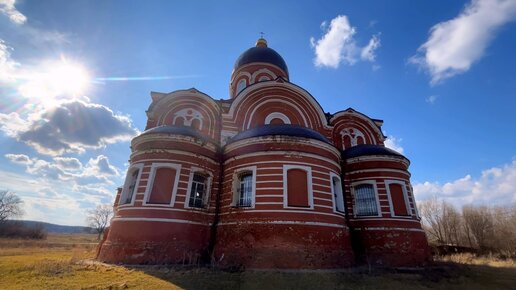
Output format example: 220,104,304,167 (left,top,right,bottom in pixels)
233,46,289,76
228,124,330,144
342,144,405,159
141,125,215,144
